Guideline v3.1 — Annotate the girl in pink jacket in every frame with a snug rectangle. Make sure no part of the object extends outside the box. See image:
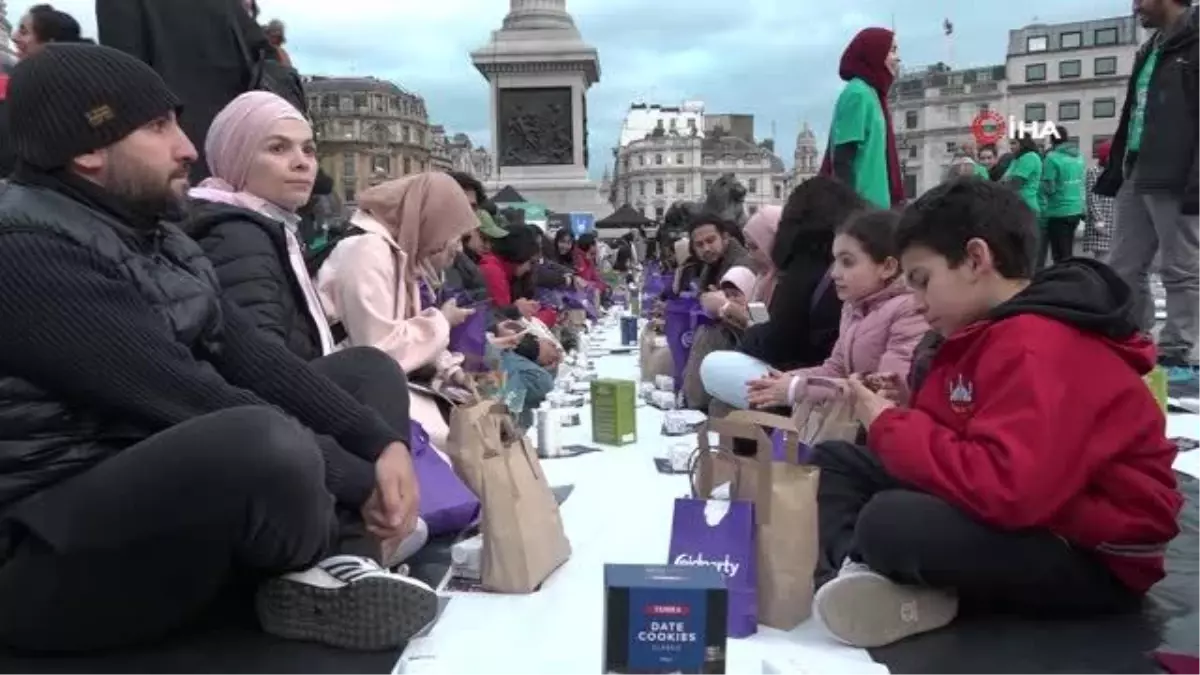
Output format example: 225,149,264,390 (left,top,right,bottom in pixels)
746,209,928,406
